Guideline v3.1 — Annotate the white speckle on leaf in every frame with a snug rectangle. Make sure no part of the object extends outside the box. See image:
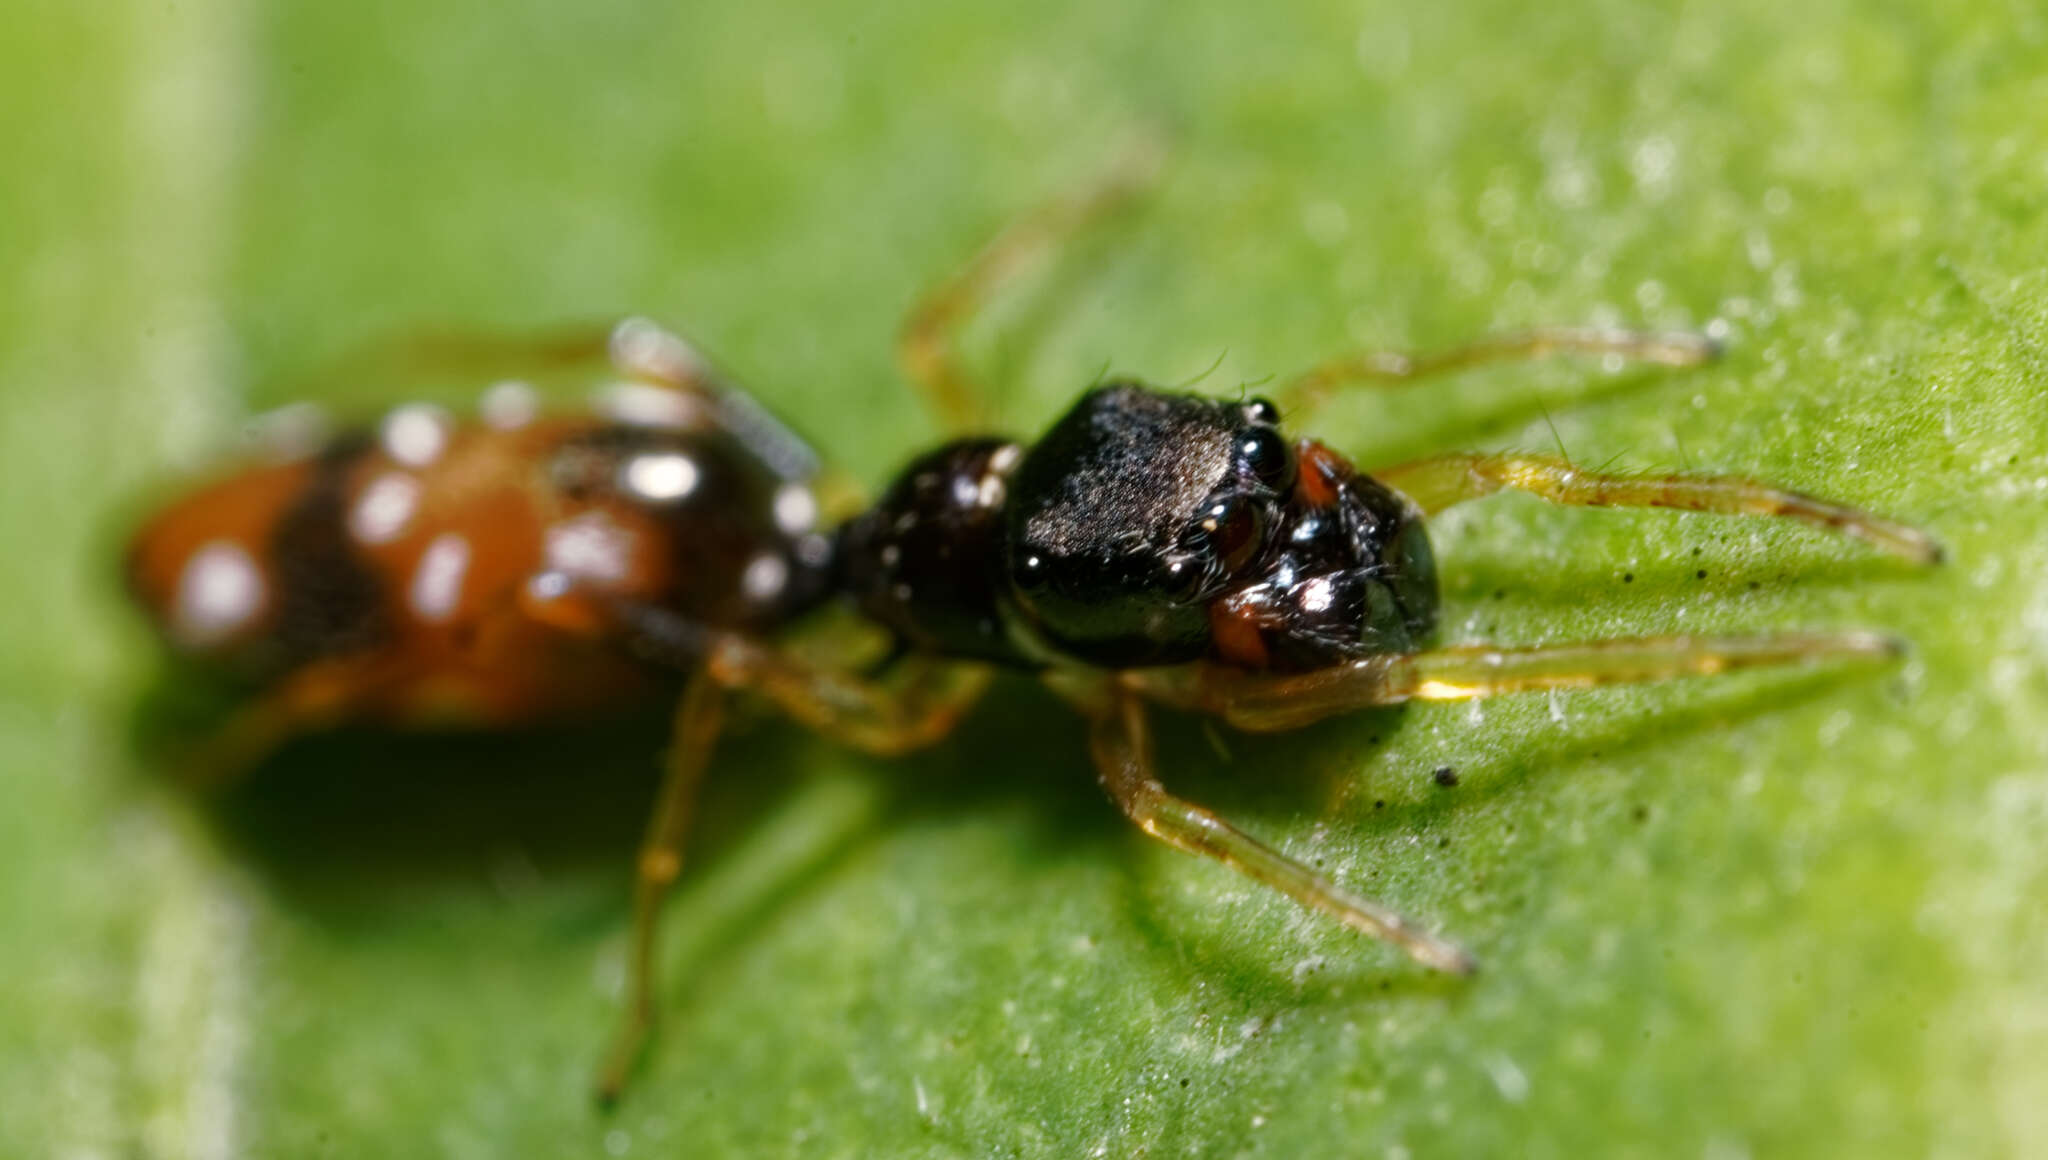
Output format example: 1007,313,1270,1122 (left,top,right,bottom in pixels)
1303,200,1350,246
1486,1054,1531,1103
1629,135,1677,198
